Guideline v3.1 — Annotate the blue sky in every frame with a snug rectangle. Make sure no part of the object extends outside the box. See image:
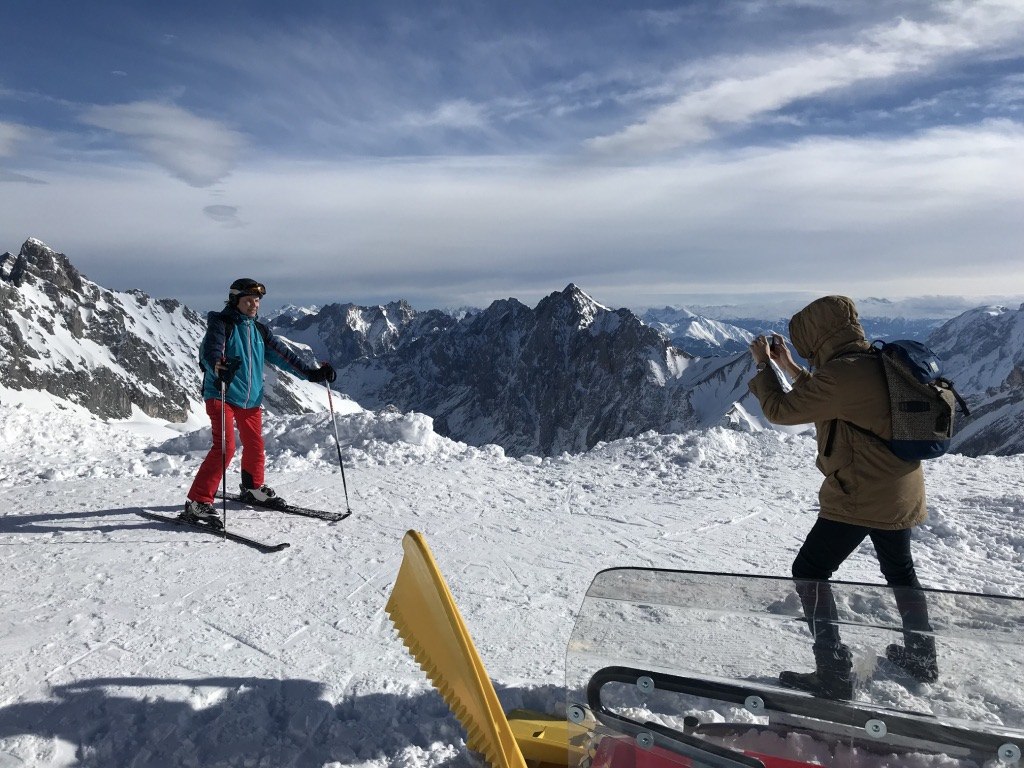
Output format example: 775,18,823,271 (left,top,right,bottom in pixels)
2,1,1024,313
